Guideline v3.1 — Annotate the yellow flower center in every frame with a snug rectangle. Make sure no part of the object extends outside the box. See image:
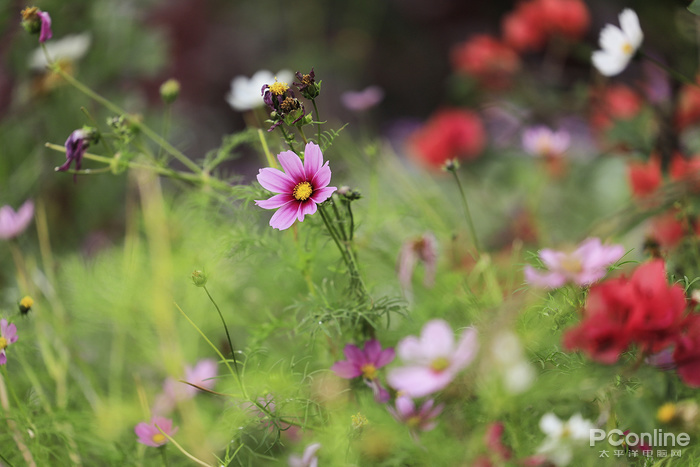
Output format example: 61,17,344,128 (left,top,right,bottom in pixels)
21,7,38,21
622,42,633,55
269,80,289,96
560,256,583,274
361,363,377,380
430,357,449,372
20,296,33,309
657,403,677,423
406,415,422,428
152,433,166,444
293,181,313,201
0,337,7,351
